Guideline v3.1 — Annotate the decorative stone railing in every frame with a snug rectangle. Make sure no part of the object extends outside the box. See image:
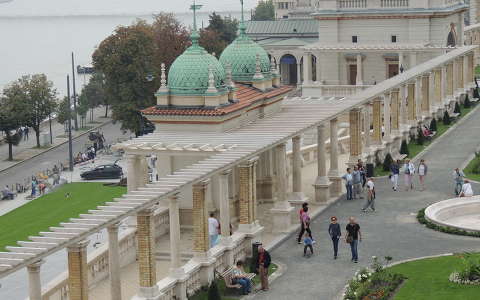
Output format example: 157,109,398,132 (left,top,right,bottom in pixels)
324,0,460,10
338,0,367,8
380,0,408,7
464,24,480,65
302,83,373,98
39,207,170,300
